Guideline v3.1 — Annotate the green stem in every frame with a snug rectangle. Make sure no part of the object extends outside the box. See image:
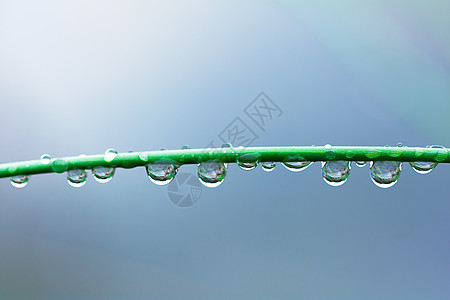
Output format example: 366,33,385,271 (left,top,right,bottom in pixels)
0,146,448,178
